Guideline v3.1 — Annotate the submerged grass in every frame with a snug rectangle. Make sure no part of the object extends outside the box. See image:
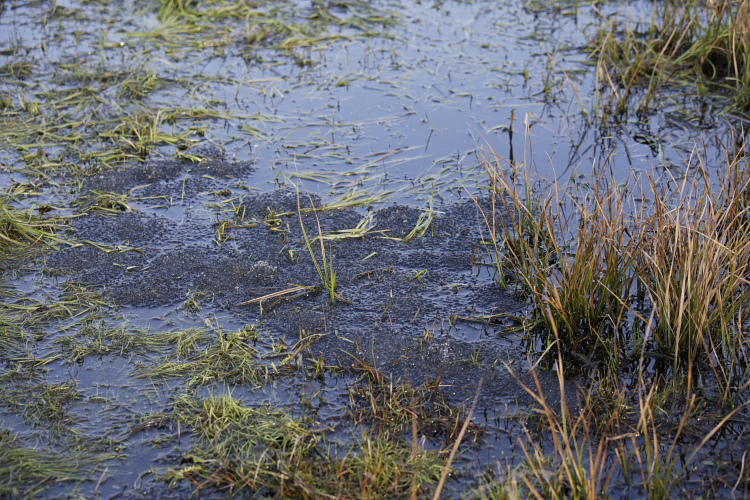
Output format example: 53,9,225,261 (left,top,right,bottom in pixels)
0,283,106,330
0,283,106,362
348,356,480,444
19,381,82,427
0,0,400,176
0,429,106,498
